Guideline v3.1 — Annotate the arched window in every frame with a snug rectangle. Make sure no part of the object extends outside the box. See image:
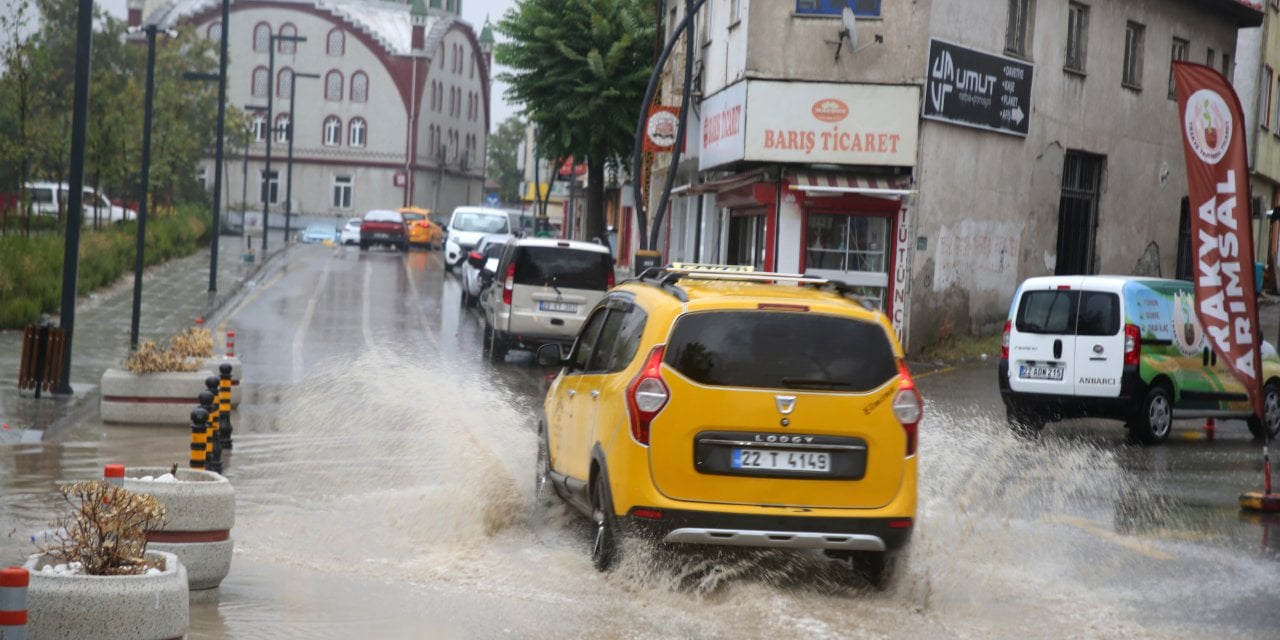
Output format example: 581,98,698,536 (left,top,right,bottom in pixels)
275,113,290,143
430,82,437,112
253,23,271,52
438,45,445,68
251,113,267,142
349,118,367,147
278,23,297,53
277,68,293,98
252,66,269,97
350,72,368,102
327,29,345,56
325,70,343,101
206,22,221,42
323,116,342,146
